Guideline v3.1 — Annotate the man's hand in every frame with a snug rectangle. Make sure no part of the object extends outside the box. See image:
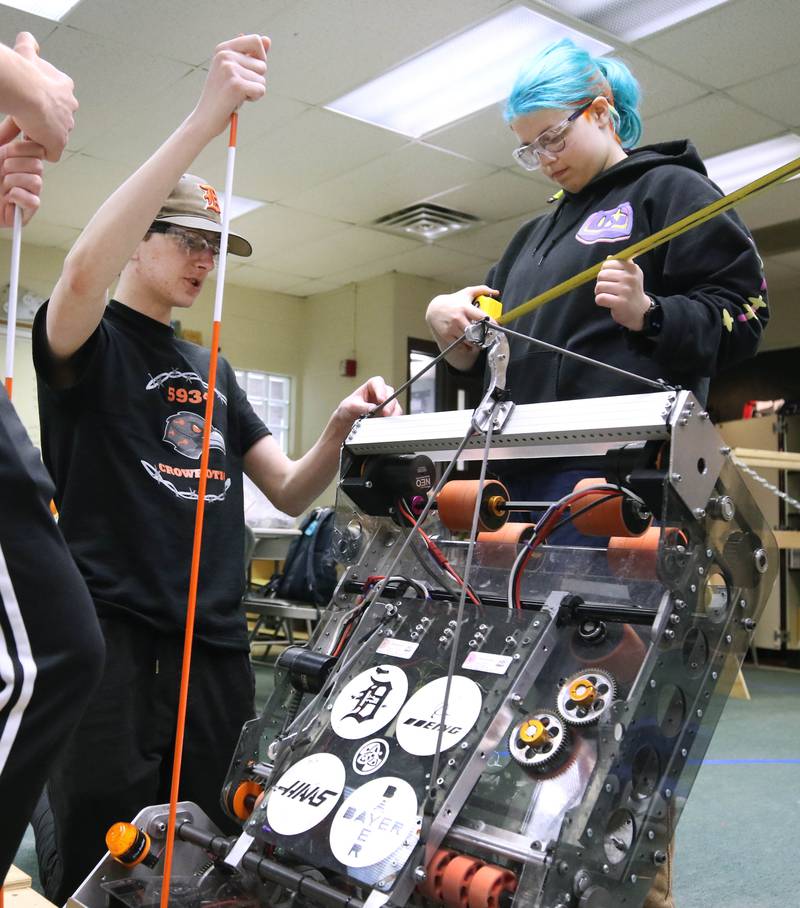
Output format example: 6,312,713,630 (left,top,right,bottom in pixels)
0,136,44,225
11,32,78,162
594,258,651,330
190,34,270,140
334,376,402,427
